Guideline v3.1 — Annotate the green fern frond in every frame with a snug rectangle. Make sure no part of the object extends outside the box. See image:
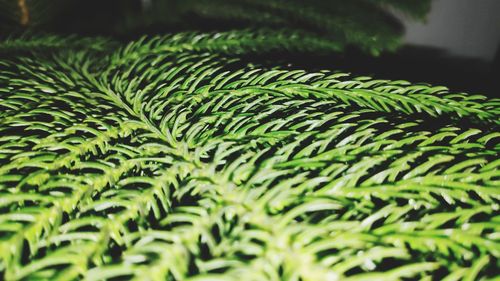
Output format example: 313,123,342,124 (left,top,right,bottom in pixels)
0,34,115,55
1,26,498,281
151,0,412,55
